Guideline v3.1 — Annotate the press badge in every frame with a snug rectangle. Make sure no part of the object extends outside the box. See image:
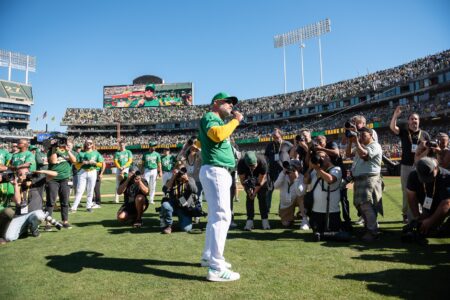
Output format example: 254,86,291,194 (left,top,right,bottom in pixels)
423,196,433,210
411,144,418,153
274,154,280,161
